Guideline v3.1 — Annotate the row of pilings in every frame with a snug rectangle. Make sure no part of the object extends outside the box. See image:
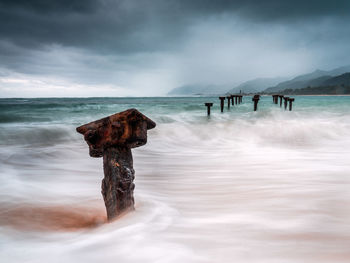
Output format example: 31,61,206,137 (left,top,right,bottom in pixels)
272,94,295,111
204,94,296,115
219,95,243,112
252,94,295,112
204,95,243,115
